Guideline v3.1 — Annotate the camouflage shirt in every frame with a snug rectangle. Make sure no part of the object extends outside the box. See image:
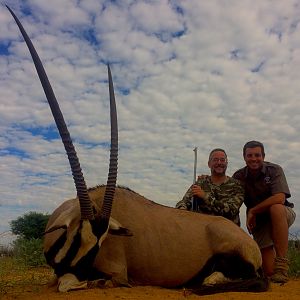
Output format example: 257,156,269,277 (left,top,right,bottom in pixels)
176,176,244,226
